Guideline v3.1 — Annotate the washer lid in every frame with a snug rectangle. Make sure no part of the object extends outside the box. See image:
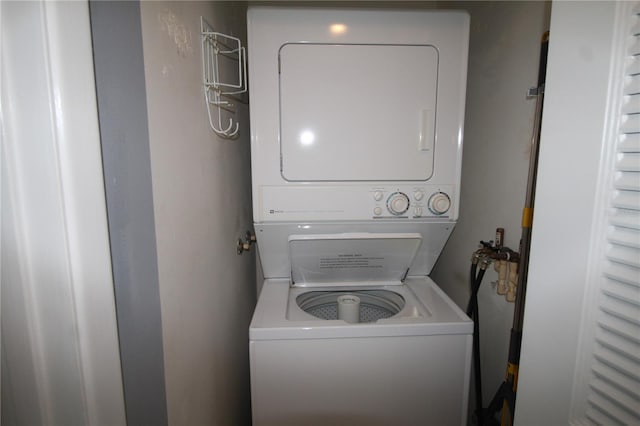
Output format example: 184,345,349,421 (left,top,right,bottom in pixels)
288,233,422,287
